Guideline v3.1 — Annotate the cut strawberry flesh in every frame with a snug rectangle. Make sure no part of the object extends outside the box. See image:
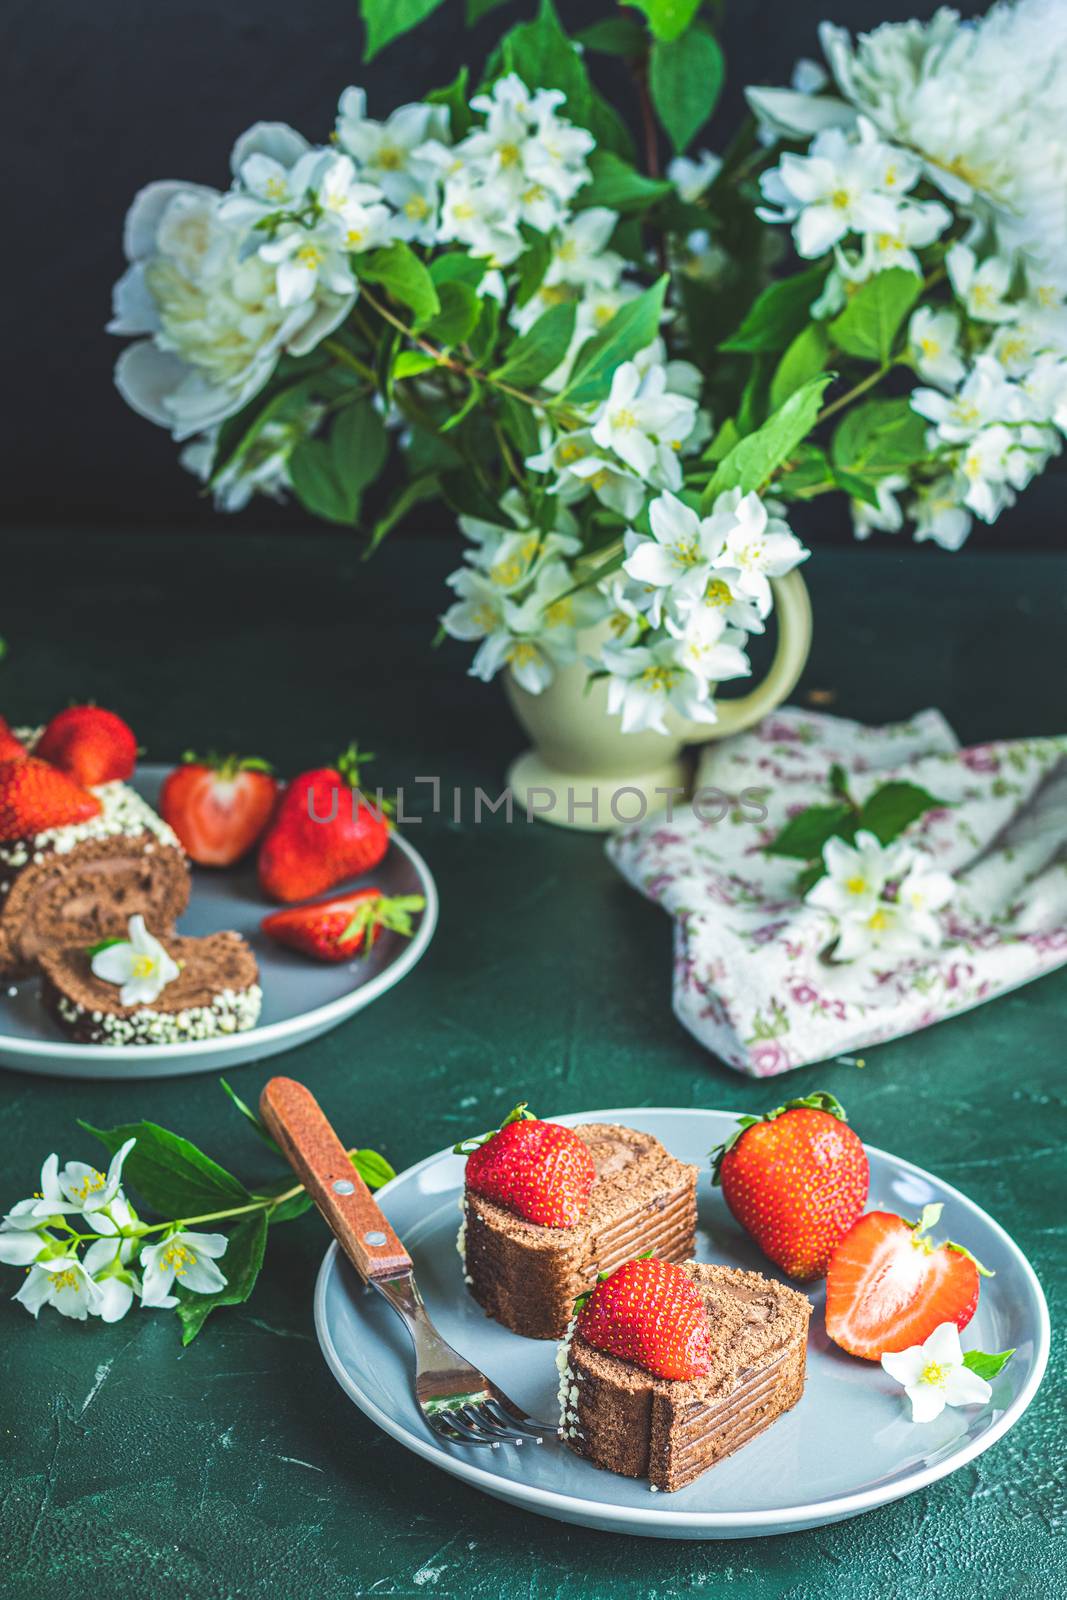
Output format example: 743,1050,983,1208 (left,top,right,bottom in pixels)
825,1211,980,1360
